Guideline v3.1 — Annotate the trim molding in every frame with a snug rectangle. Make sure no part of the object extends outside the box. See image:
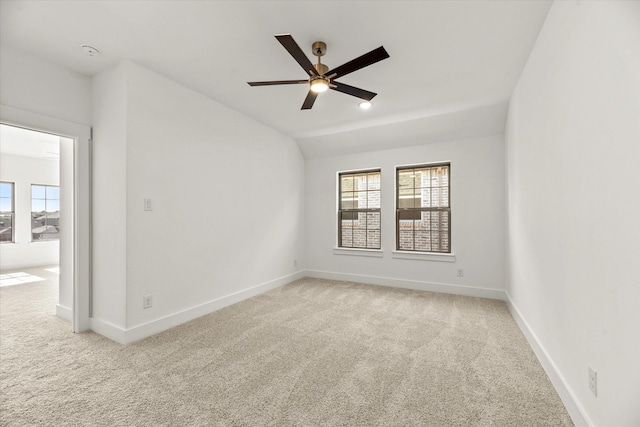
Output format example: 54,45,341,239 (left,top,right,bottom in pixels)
391,251,456,262
90,317,126,344
305,269,506,300
91,270,306,345
56,304,72,322
332,248,384,258
506,294,593,427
